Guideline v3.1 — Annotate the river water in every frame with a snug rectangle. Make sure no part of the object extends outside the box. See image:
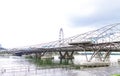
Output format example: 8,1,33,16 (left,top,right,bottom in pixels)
0,55,120,76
